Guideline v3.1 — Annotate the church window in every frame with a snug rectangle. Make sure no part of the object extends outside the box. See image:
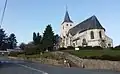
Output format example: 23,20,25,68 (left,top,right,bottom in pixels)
82,39,87,45
91,31,94,39
99,31,102,38
73,43,75,47
76,40,77,45
108,44,111,47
